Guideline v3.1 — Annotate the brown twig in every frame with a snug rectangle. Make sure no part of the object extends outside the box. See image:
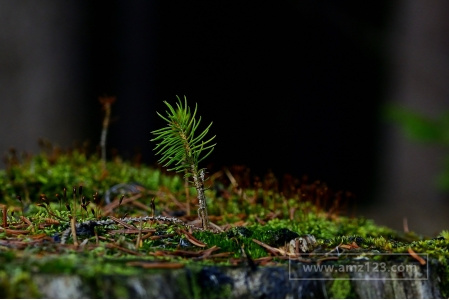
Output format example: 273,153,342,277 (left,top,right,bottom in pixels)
126,261,184,269
408,247,426,265
149,233,176,240
252,238,285,256
105,243,141,256
403,217,409,233
1,205,7,228
107,228,156,235
102,193,147,216
70,216,78,246
179,229,206,247
0,227,30,235
135,219,143,249
20,216,33,226
109,216,137,230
